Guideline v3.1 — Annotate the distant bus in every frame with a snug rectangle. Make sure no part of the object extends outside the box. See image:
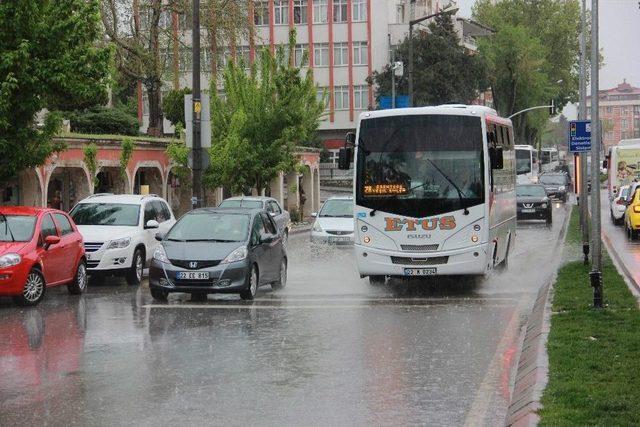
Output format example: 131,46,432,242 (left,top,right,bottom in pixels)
606,138,640,200
541,147,559,172
515,144,538,184
338,105,516,282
